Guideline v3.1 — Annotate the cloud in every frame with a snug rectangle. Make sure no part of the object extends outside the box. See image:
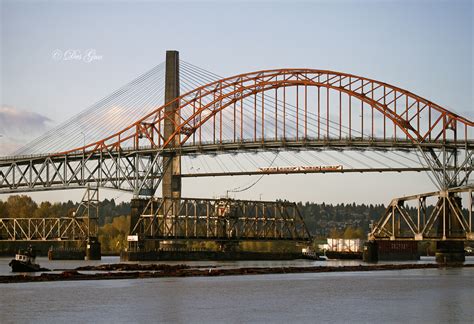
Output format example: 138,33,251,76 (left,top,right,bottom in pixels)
0,105,54,155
